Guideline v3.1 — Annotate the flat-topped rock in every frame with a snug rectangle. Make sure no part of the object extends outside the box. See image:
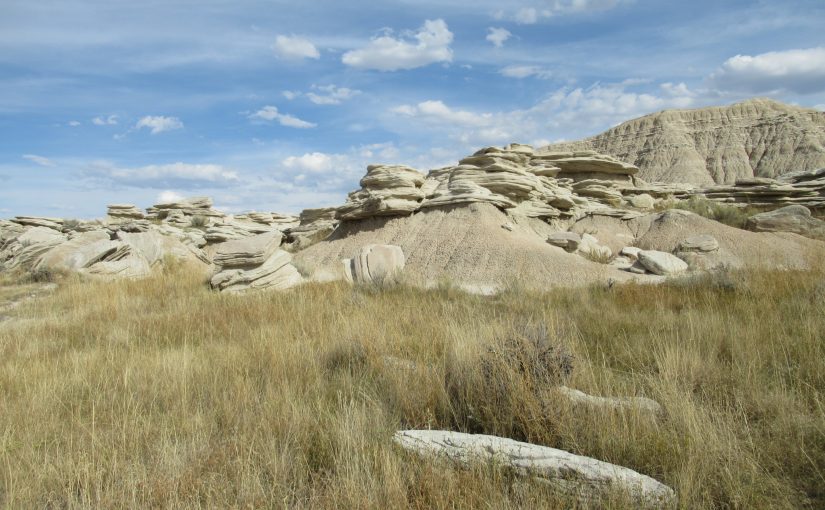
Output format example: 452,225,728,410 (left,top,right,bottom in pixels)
637,250,689,276
337,165,426,221
11,216,64,230
678,235,719,252
106,204,145,219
